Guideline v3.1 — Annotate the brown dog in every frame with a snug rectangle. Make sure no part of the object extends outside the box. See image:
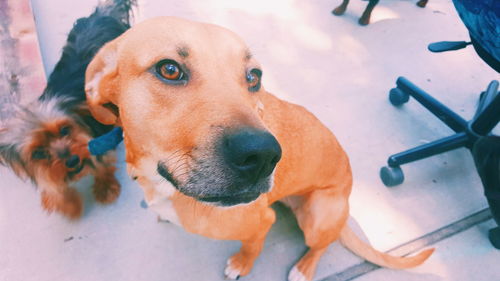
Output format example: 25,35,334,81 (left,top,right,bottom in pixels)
0,99,119,218
0,0,133,219
85,17,433,281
